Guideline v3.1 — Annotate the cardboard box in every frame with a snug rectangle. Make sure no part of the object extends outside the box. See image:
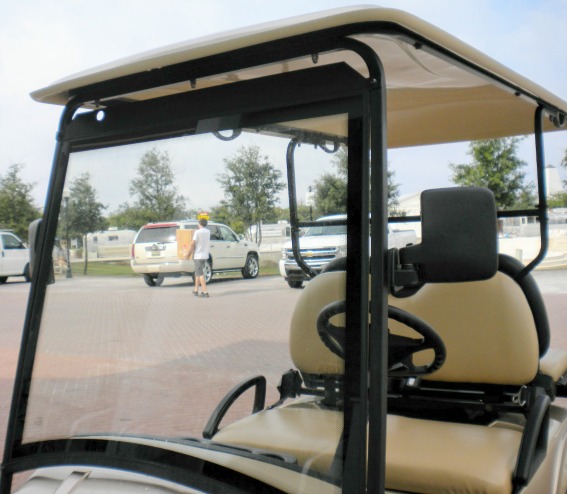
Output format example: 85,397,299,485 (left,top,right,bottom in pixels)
176,229,194,260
